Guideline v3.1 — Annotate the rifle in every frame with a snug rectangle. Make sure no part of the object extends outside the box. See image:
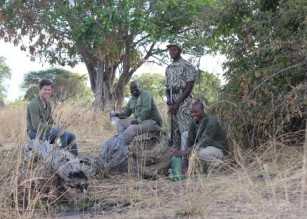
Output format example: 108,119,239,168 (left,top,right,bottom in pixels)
168,88,175,147
168,87,186,181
